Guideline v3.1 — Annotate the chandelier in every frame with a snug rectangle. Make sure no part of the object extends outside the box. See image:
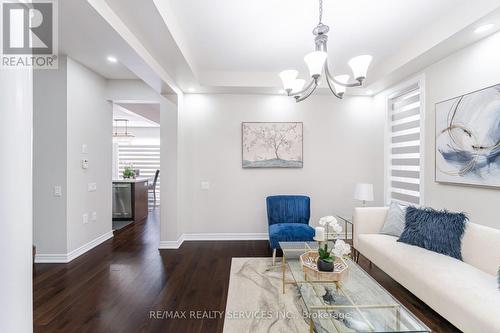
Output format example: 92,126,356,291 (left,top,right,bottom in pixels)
279,0,372,102
113,119,135,142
